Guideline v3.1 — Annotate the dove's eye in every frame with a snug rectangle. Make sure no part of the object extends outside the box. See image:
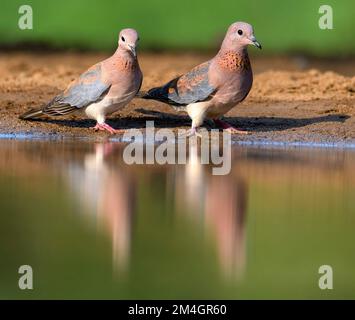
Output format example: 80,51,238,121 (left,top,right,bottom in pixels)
237,30,243,35
121,36,125,42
